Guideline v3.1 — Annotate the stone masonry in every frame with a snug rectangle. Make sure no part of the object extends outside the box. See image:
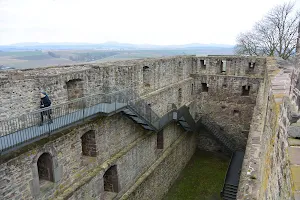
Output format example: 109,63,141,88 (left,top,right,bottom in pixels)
0,54,296,200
